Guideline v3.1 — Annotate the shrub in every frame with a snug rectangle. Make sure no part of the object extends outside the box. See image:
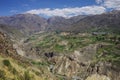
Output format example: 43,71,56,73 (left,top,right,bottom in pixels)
3,59,11,67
